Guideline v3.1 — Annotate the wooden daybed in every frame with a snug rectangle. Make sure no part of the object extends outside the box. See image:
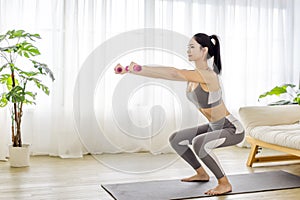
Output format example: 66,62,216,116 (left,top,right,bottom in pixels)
239,105,300,167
